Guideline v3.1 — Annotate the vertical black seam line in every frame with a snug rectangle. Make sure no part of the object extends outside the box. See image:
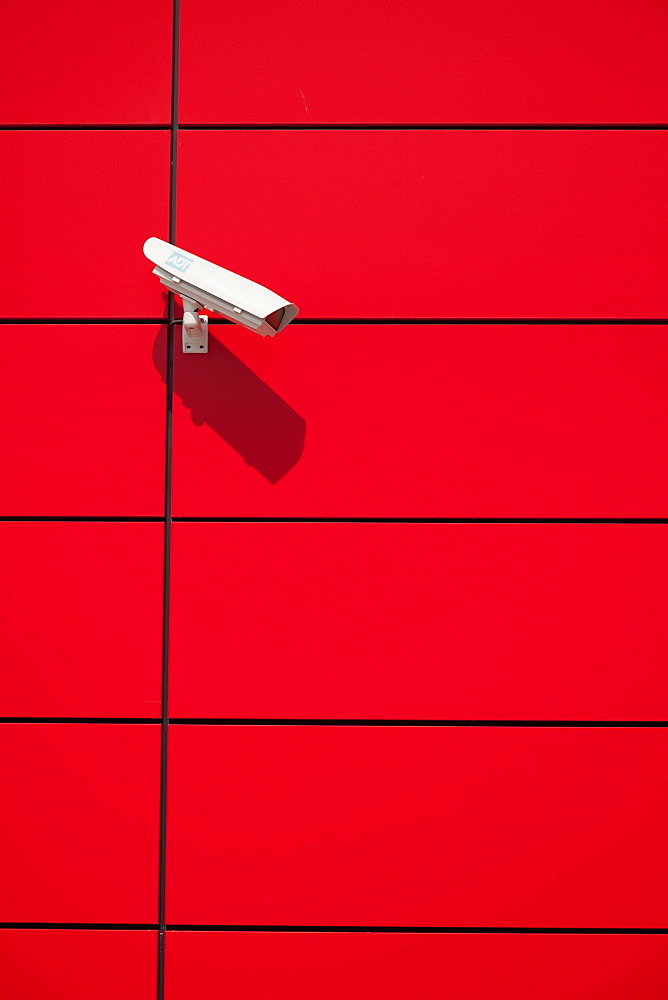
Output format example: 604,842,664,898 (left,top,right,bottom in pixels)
158,2,179,998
